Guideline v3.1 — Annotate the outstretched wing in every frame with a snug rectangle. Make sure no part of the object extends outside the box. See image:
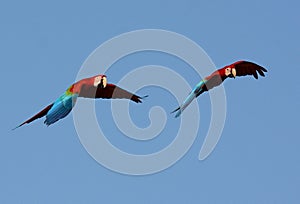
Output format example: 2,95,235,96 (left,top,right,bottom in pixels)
234,61,268,79
97,84,146,103
86,84,146,103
